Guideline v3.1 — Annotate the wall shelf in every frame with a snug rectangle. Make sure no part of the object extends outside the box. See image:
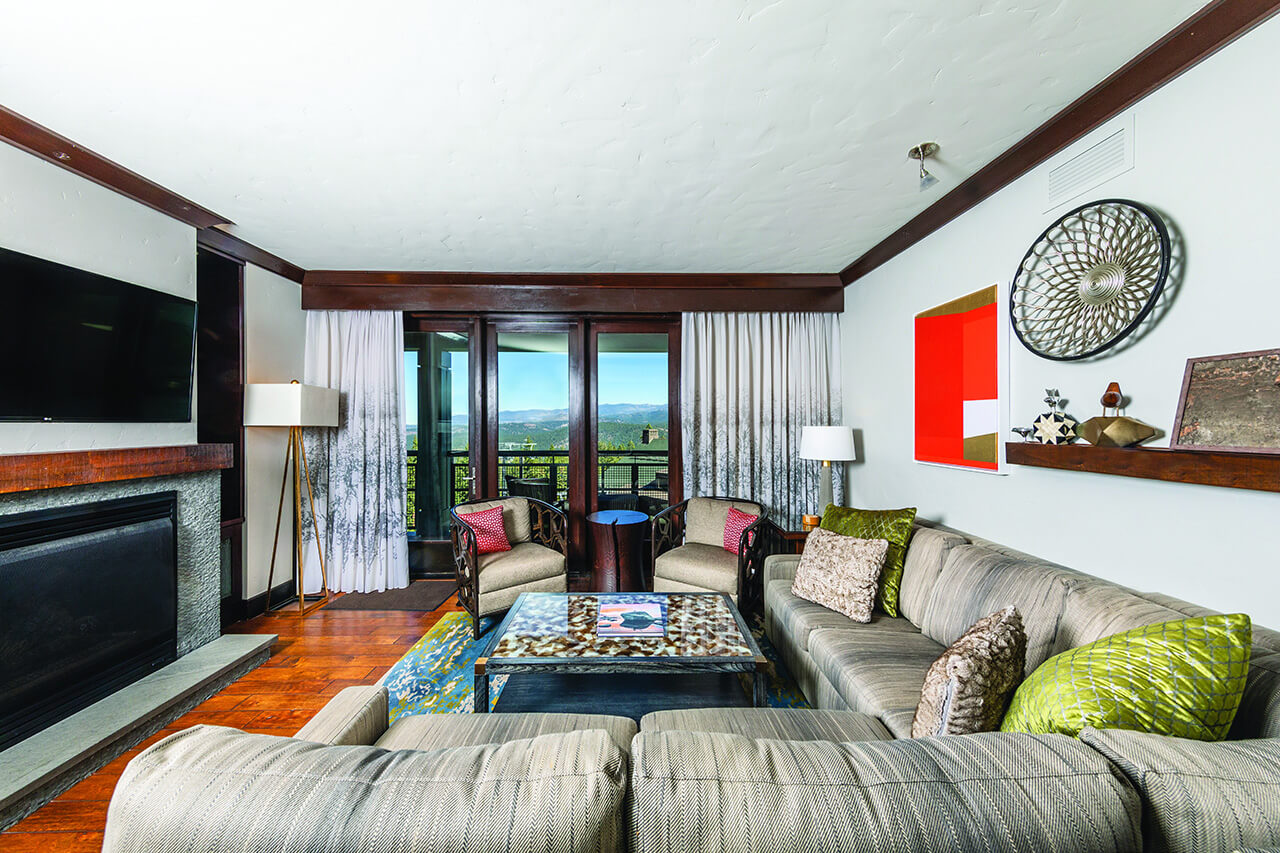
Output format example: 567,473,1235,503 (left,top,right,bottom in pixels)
0,444,234,495
1005,442,1280,493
